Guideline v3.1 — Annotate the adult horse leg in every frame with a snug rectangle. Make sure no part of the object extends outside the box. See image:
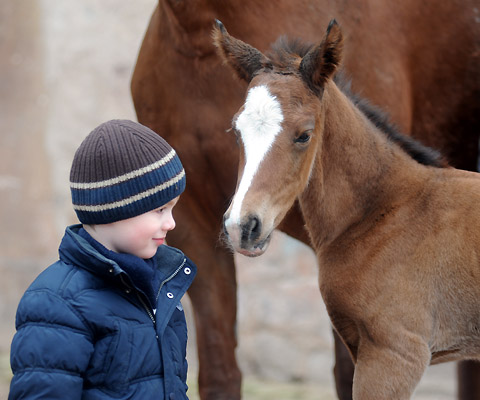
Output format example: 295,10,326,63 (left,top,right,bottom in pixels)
333,330,354,400
188,247,242,400
166,199,242,399
458,362,480,400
